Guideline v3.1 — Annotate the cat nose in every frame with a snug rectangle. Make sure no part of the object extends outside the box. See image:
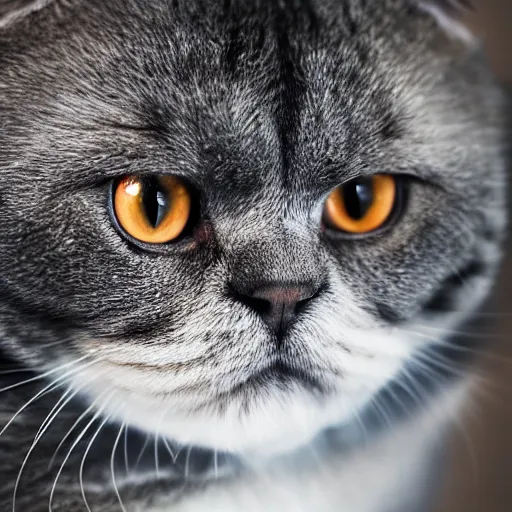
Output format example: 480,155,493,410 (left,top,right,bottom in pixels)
232,283,320,338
